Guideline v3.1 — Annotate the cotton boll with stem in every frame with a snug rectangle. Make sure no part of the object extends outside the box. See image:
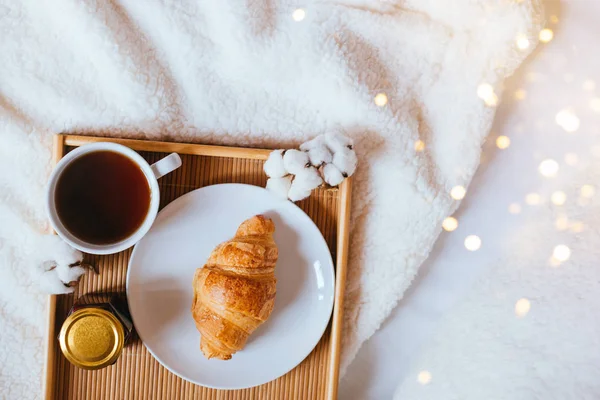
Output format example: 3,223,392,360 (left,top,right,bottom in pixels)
300,134,333,166
308,146,333,167
322,163,344,186
332,148,358,177
263,149,287,178
266,176,292,199
287,186,312,202
55,262,87,285
283,149,310,175
37,268,77,294
288,167,323,201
